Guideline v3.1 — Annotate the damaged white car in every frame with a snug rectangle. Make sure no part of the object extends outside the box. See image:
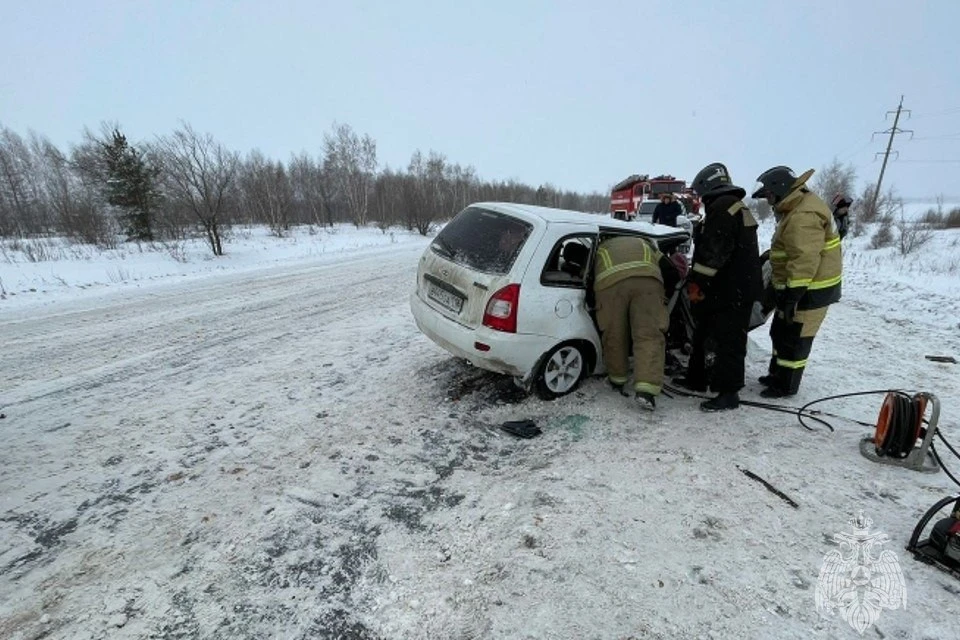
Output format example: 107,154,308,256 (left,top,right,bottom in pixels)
410,202,692,399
